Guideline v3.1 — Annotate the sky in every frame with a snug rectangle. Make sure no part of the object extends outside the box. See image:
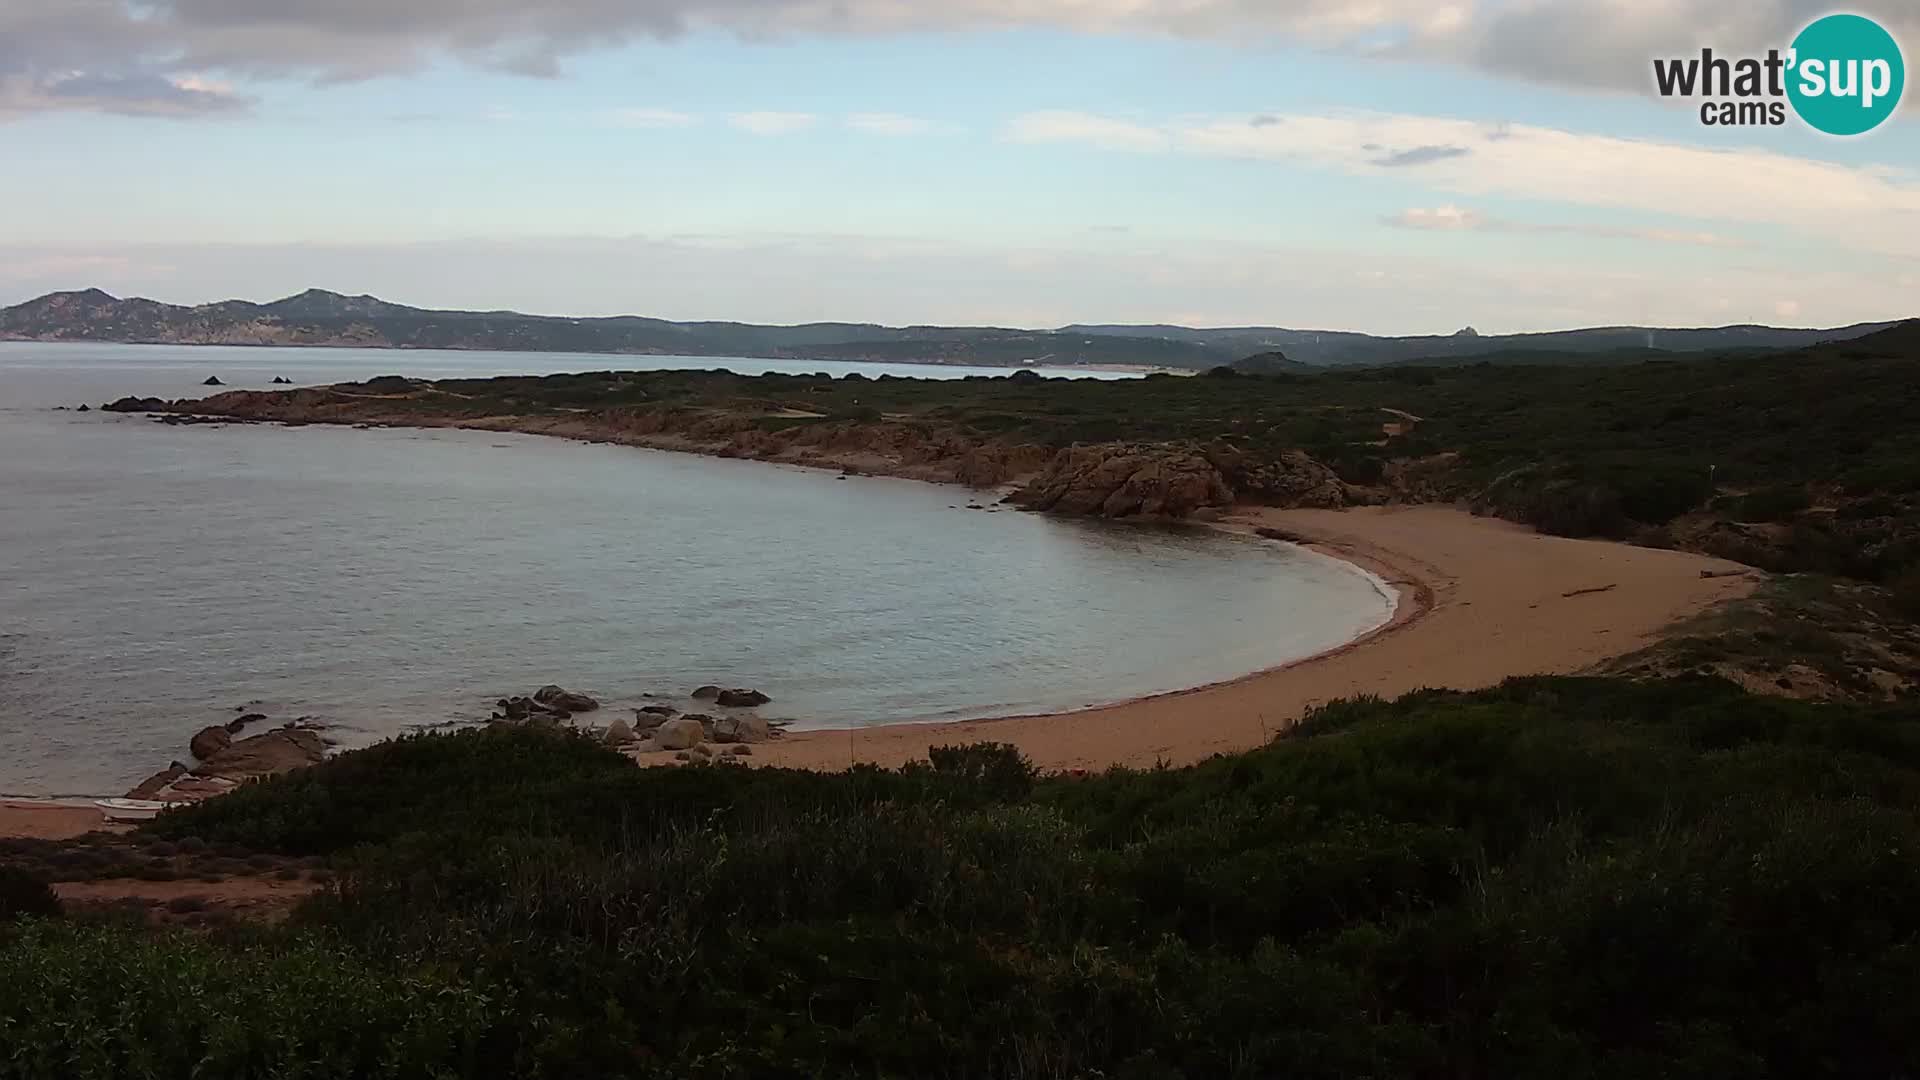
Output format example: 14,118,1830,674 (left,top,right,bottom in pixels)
2,0,1917,335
